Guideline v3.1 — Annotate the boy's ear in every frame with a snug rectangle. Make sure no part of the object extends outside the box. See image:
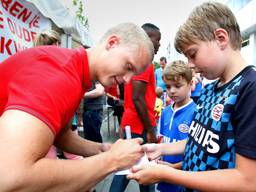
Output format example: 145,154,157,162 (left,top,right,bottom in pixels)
189,79,194,87
214,28,229,50
105,35,120,50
